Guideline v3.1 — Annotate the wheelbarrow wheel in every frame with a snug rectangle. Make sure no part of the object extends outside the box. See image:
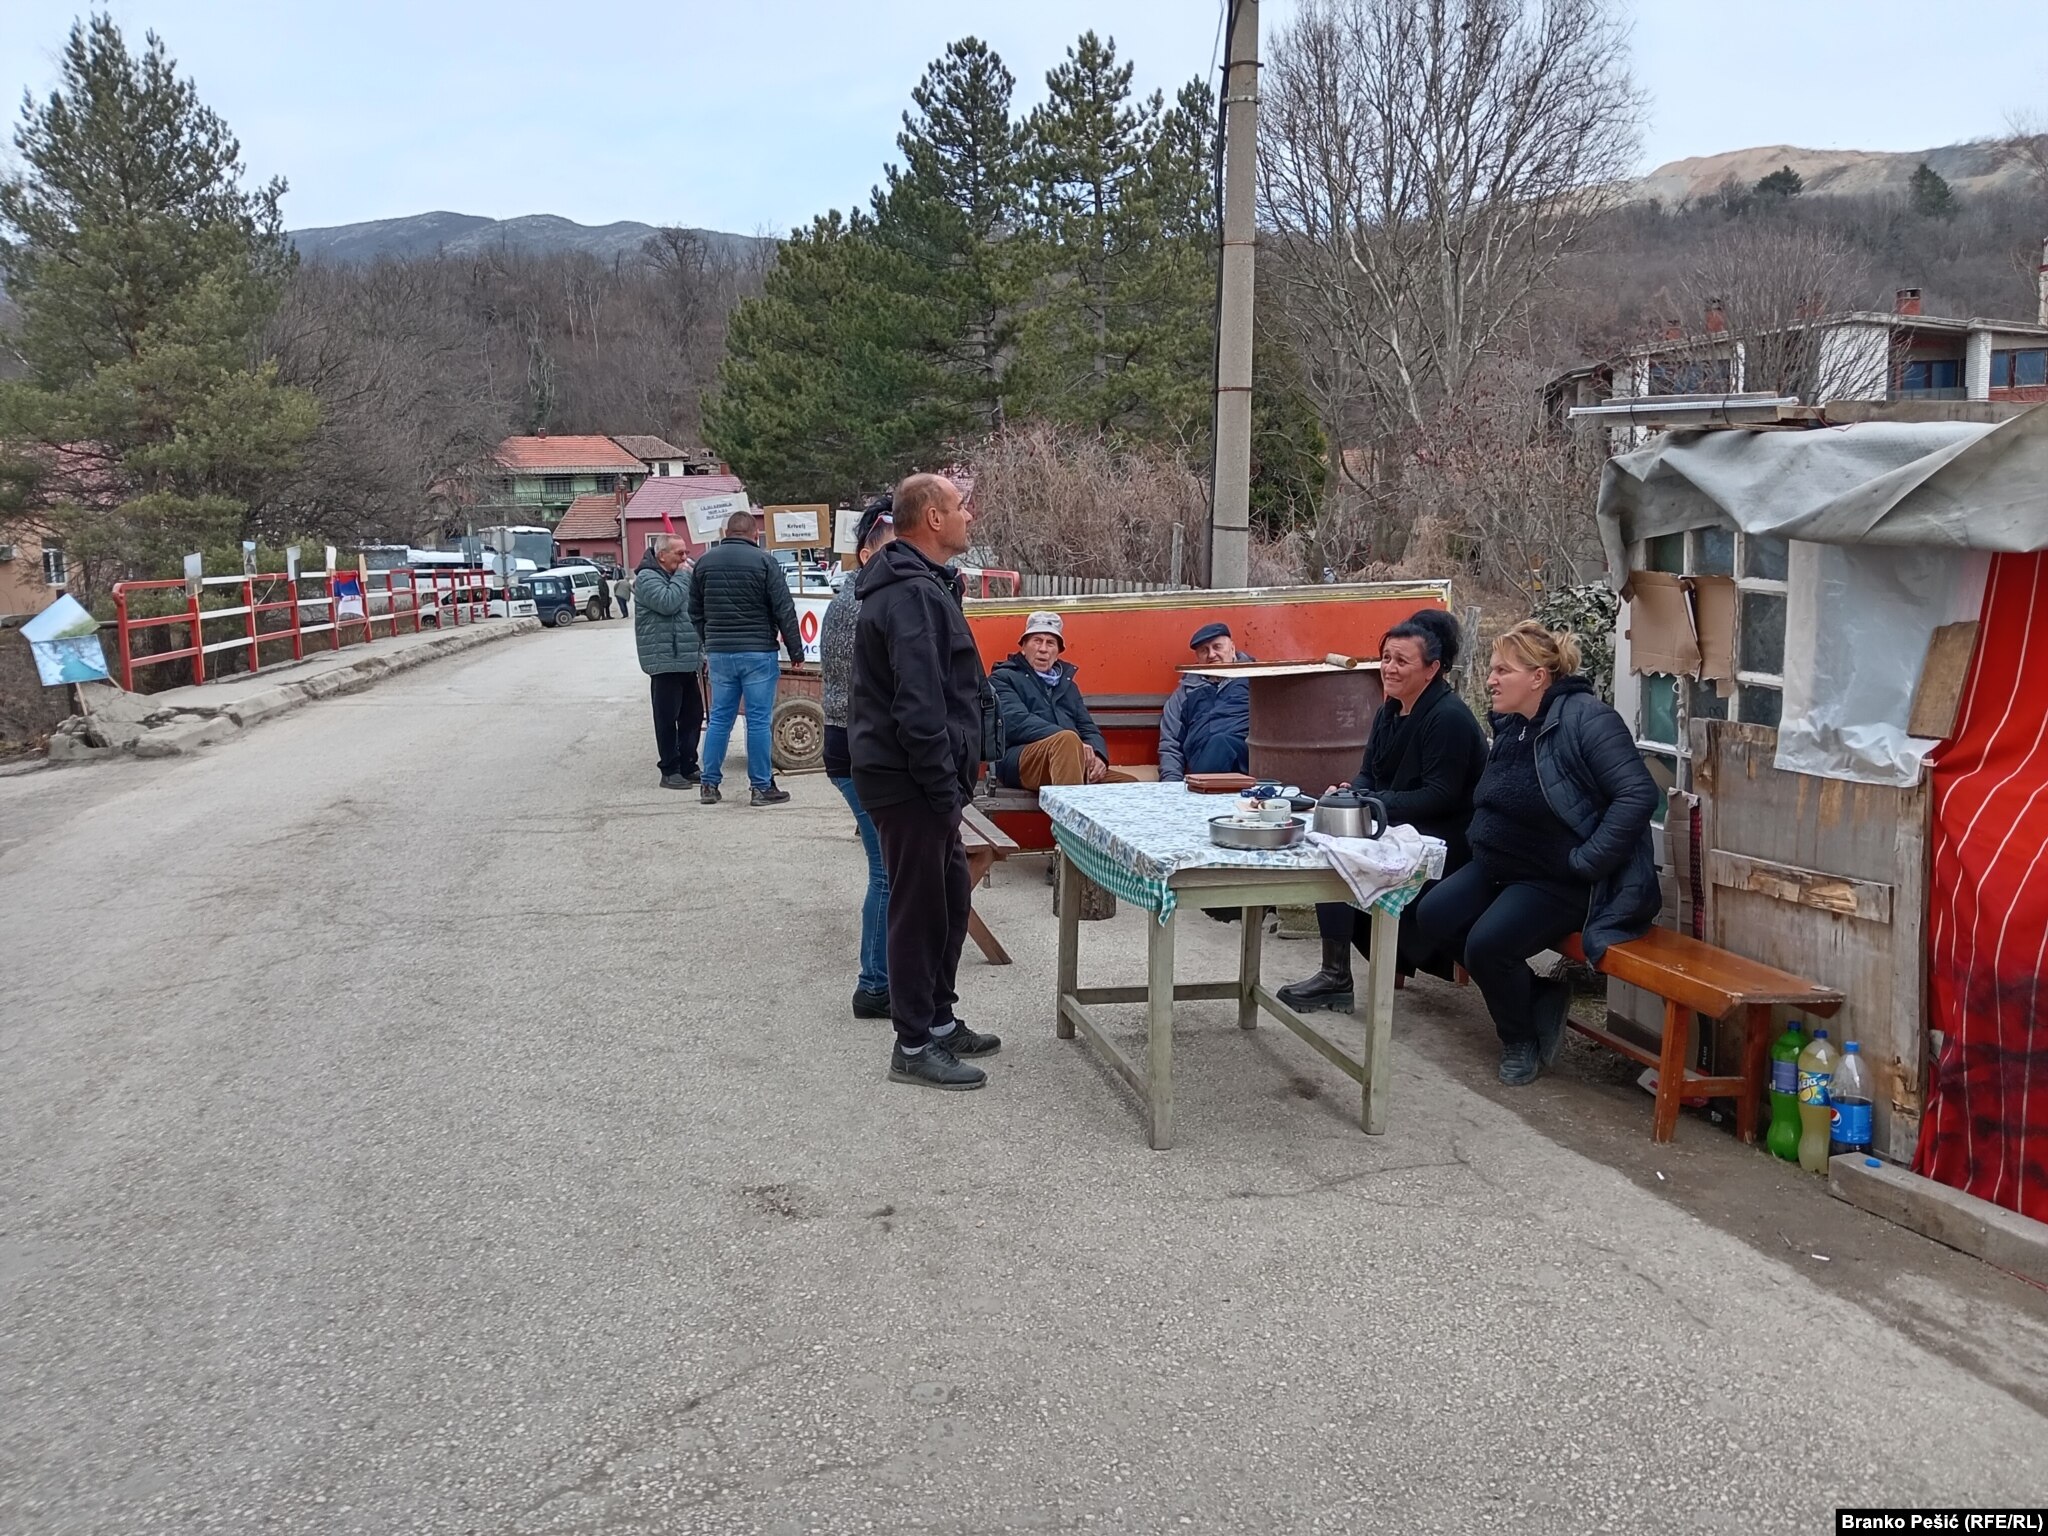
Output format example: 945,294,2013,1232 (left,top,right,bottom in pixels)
770,697,826,773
